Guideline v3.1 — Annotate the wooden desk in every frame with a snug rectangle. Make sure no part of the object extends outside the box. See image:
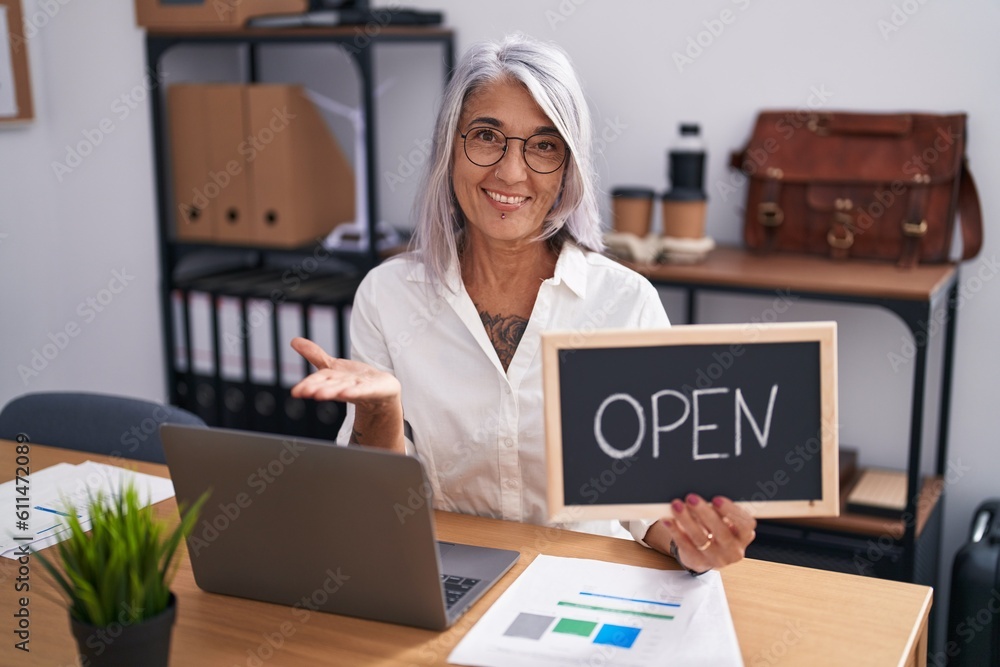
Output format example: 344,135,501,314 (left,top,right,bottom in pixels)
0,444,931,666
